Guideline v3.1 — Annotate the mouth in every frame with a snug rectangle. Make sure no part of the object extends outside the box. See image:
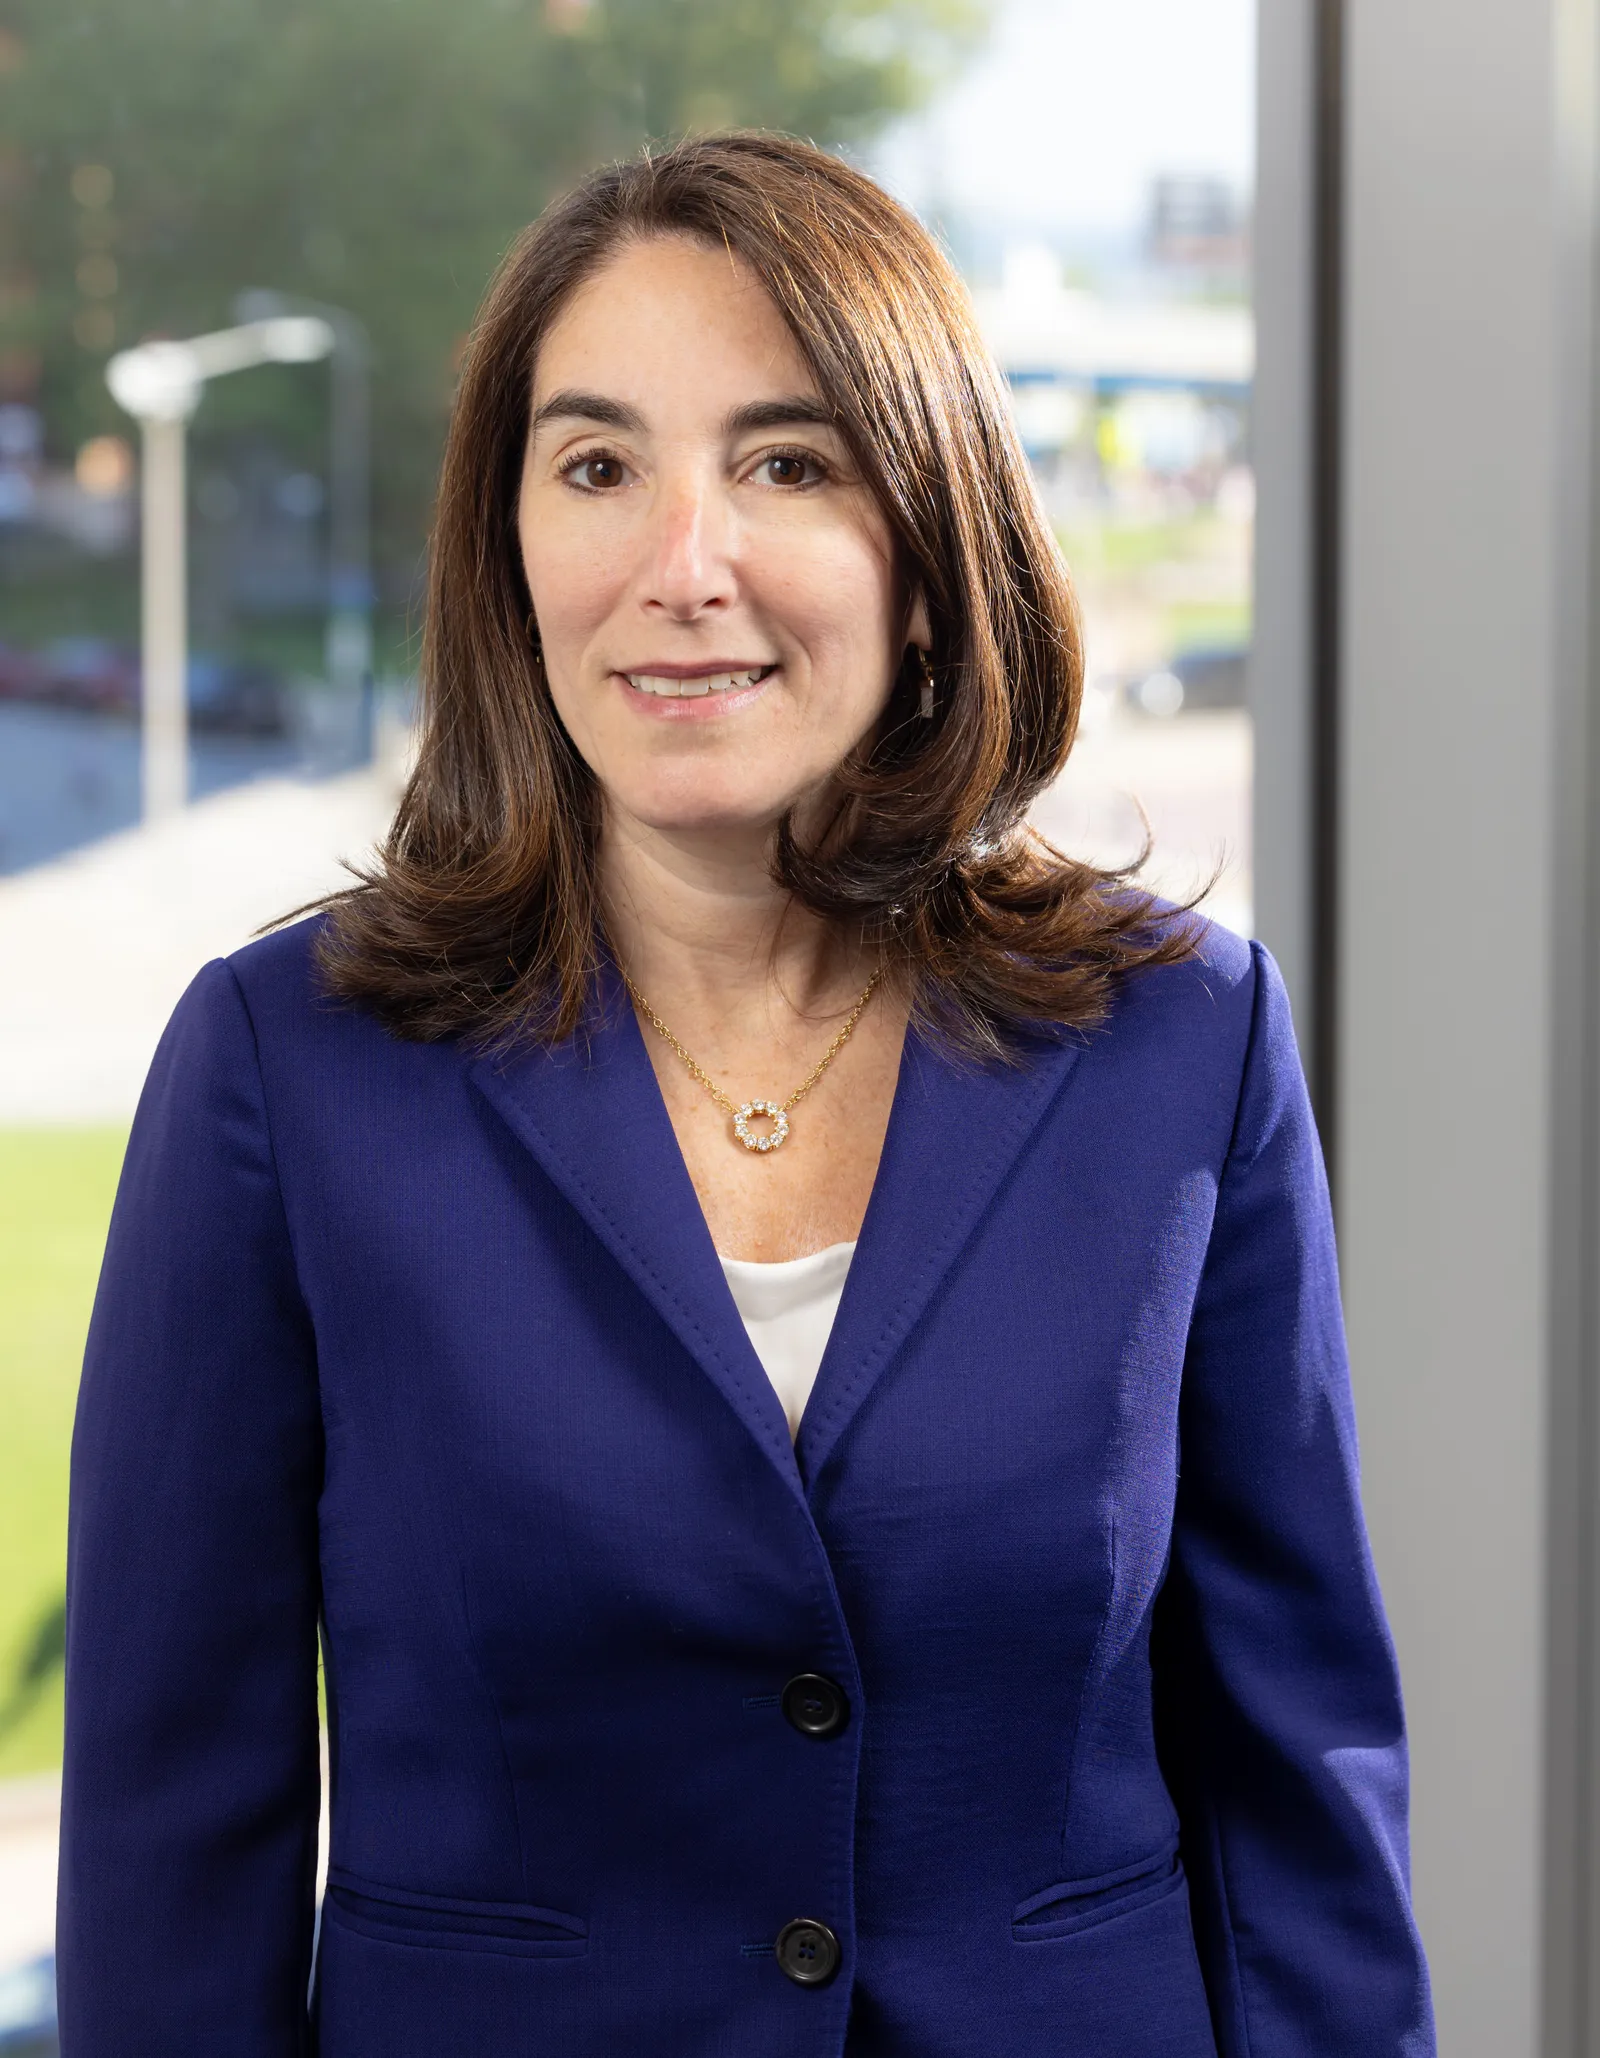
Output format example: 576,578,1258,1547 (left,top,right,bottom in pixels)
622,664,777,699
